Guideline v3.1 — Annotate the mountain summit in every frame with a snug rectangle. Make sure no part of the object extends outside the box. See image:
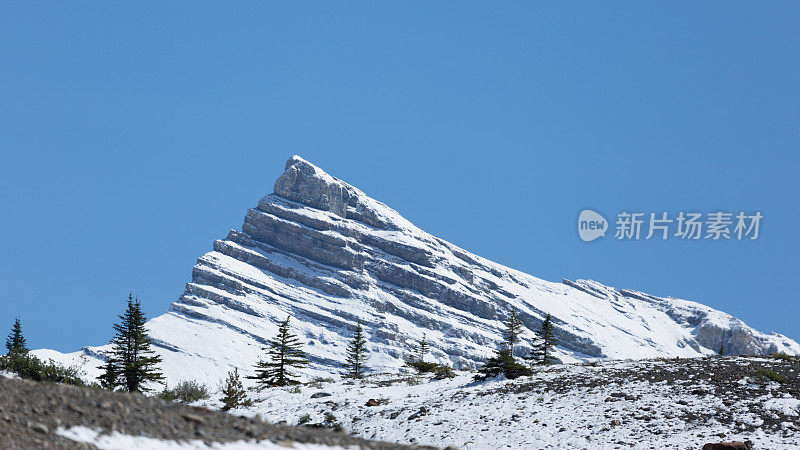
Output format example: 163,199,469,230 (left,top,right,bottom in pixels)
36,156,800,384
